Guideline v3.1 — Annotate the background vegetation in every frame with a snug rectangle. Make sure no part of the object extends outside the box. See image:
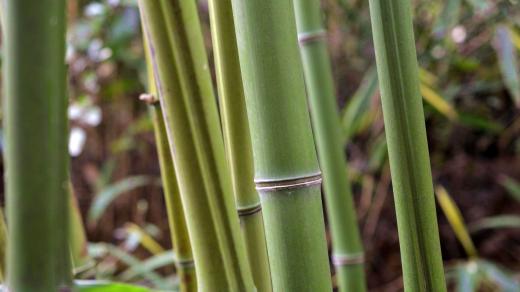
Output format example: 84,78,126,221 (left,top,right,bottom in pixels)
1,0,519,290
